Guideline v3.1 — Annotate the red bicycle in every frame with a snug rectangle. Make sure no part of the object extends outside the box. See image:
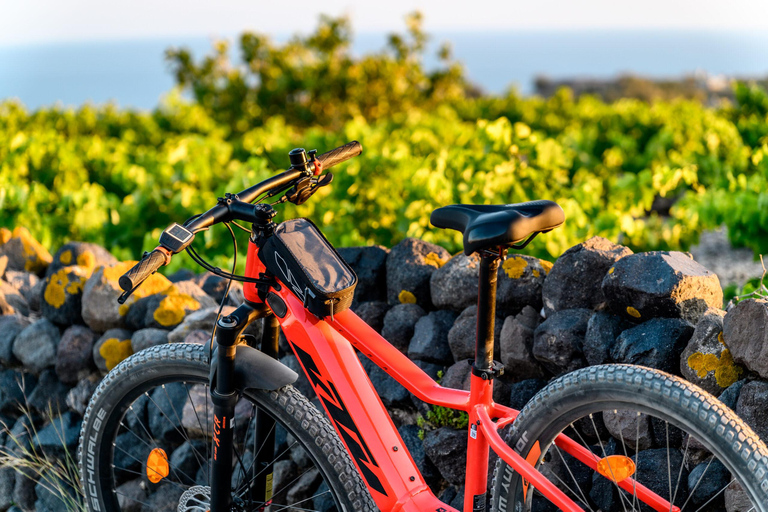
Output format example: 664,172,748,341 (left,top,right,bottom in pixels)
78,142,768,512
